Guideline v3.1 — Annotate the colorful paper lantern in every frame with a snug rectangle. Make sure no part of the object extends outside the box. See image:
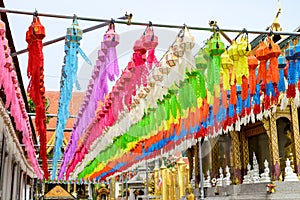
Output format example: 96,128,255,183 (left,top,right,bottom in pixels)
236,35,251,85
221,50,233,91
285,41,296,97
26,15,49,179
248,53,259,95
